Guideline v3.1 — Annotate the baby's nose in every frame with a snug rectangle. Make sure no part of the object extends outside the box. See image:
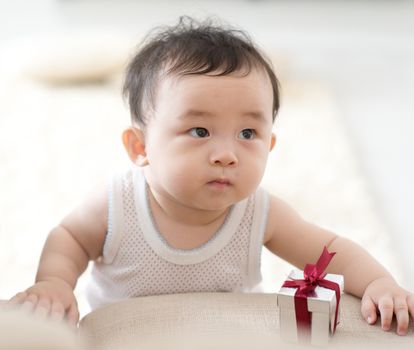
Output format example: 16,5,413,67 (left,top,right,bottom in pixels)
209,145,238,167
